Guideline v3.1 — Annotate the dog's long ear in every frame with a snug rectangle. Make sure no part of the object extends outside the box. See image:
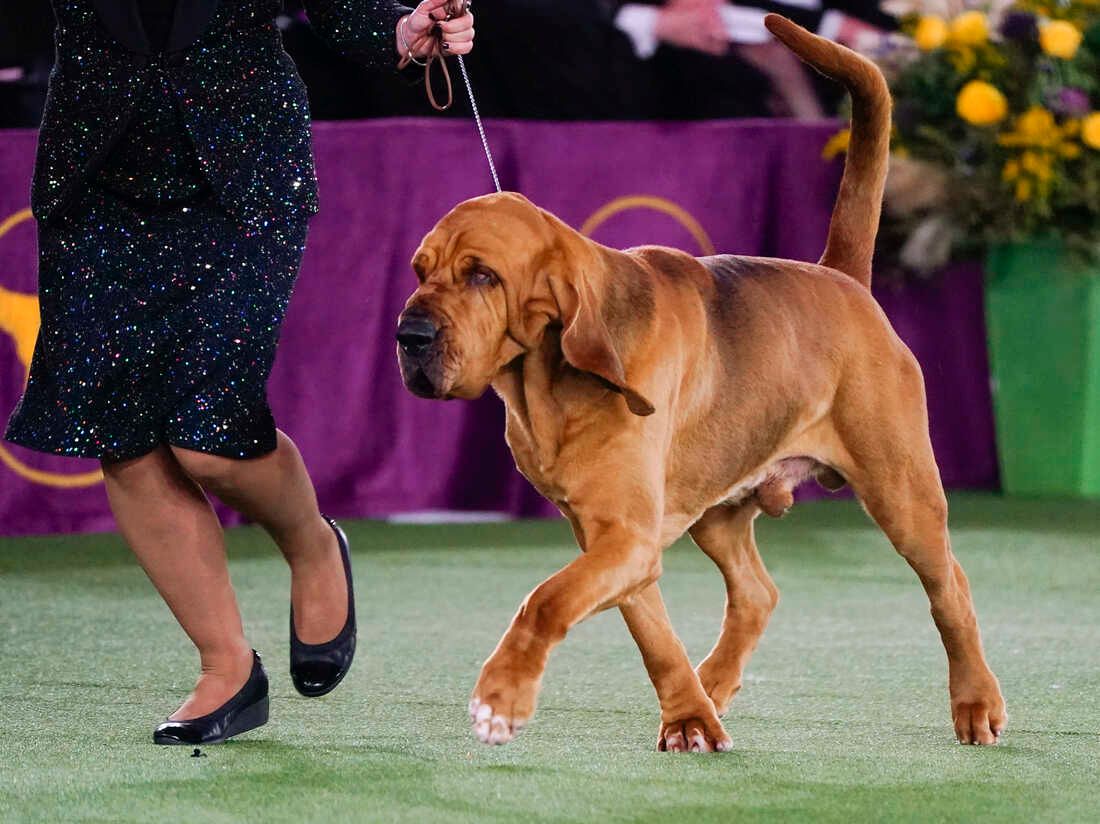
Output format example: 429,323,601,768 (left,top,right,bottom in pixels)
548,258,657,417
